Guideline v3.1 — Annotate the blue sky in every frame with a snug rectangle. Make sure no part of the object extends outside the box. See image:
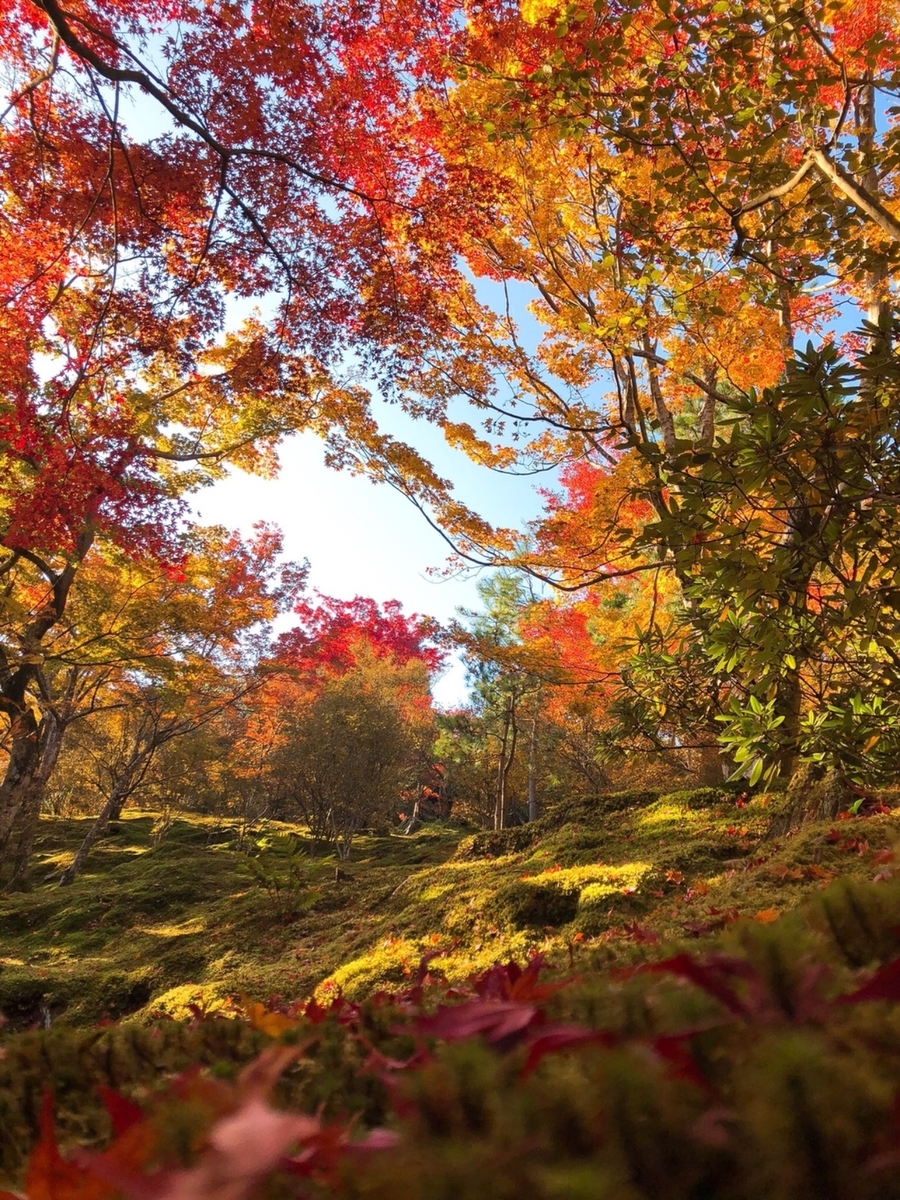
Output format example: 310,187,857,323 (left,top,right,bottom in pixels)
193,274,553,708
